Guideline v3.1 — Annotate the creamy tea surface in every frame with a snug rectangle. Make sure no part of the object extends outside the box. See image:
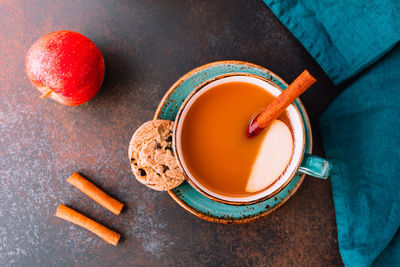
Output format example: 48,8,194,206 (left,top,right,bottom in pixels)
180,81,294,198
